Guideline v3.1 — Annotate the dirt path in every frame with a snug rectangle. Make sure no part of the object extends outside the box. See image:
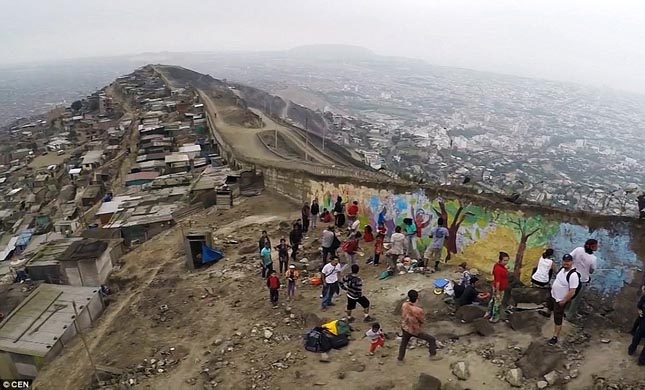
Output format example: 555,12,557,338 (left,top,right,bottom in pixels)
249,108,337,166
